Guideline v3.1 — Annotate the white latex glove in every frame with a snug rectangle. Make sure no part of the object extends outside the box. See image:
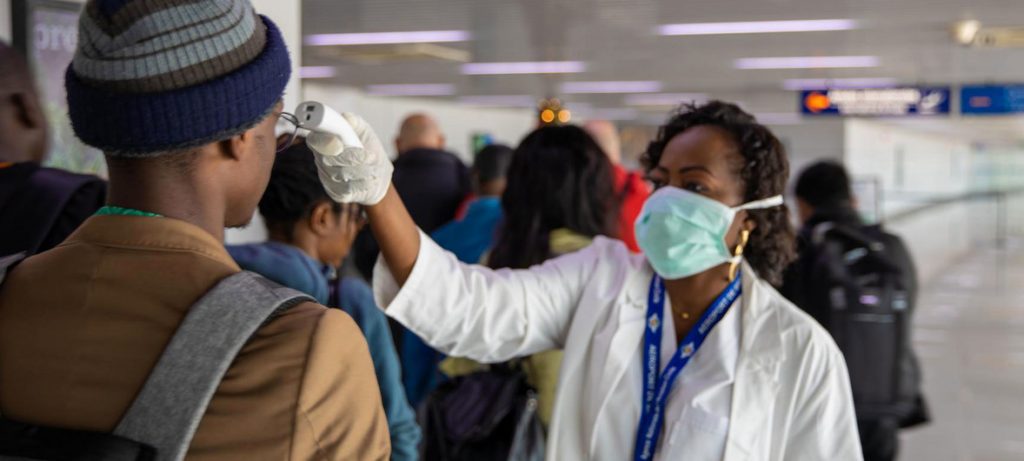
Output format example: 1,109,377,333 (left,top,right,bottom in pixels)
307,113,394,206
